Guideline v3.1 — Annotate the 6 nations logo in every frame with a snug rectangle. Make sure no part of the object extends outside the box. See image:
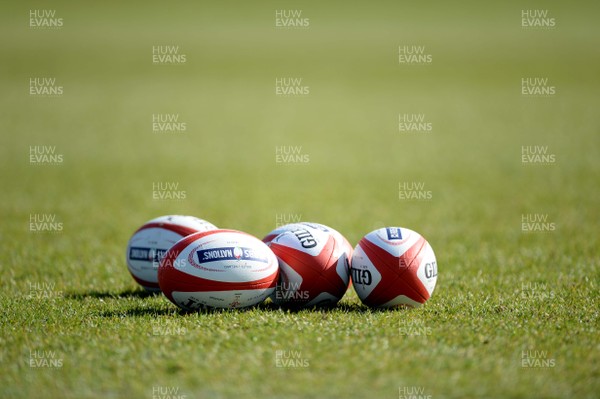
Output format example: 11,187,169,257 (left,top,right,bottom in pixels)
129,247,168,267
189,246,269,269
